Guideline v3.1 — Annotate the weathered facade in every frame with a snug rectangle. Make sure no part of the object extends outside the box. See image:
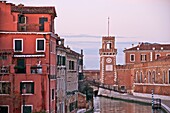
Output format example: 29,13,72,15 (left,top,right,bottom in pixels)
0,1,57,113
